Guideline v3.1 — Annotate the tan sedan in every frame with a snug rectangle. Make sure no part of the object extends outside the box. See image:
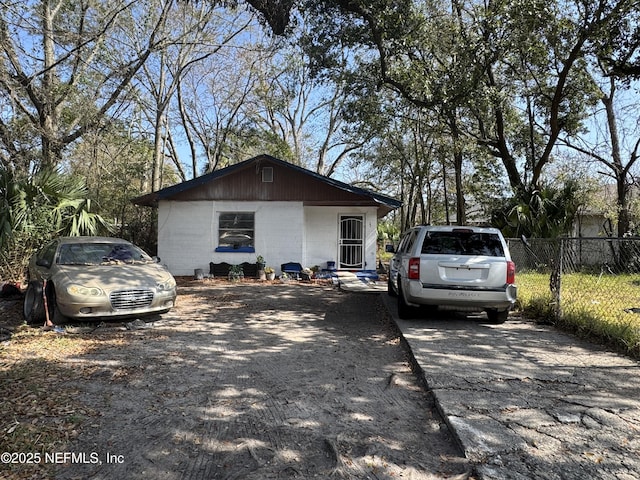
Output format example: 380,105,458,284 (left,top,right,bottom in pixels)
24,236,177,324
